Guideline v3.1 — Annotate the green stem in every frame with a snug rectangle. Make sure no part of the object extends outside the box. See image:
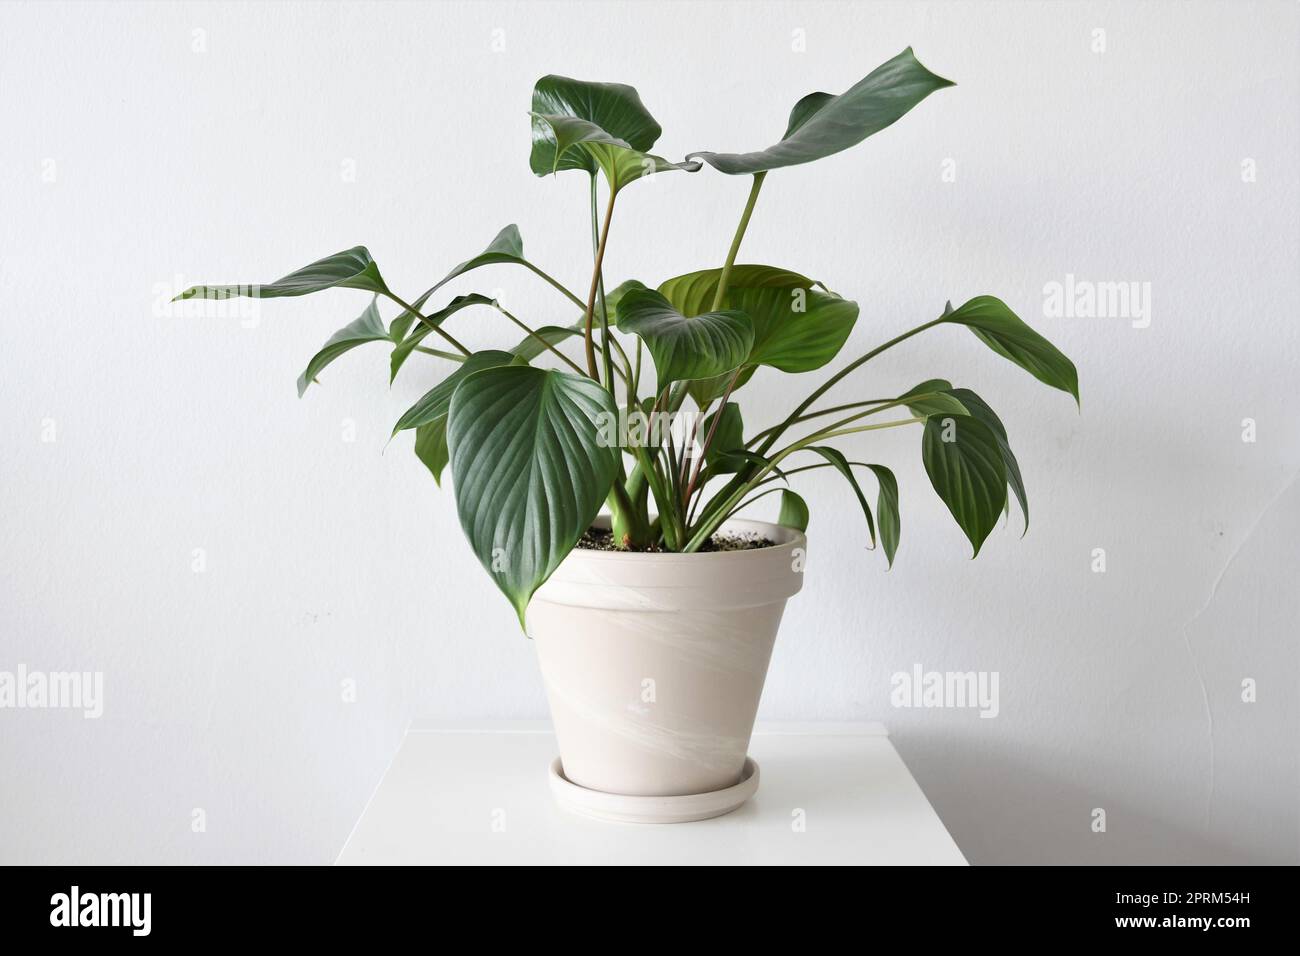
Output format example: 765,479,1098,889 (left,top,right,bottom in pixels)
491,303,586,375
412,346,467,362
582,187,618,380
756,317,946,456
590,177,617,396
384,292,471,356
524,262,586,311
683,416,924,552
712,172,767,311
